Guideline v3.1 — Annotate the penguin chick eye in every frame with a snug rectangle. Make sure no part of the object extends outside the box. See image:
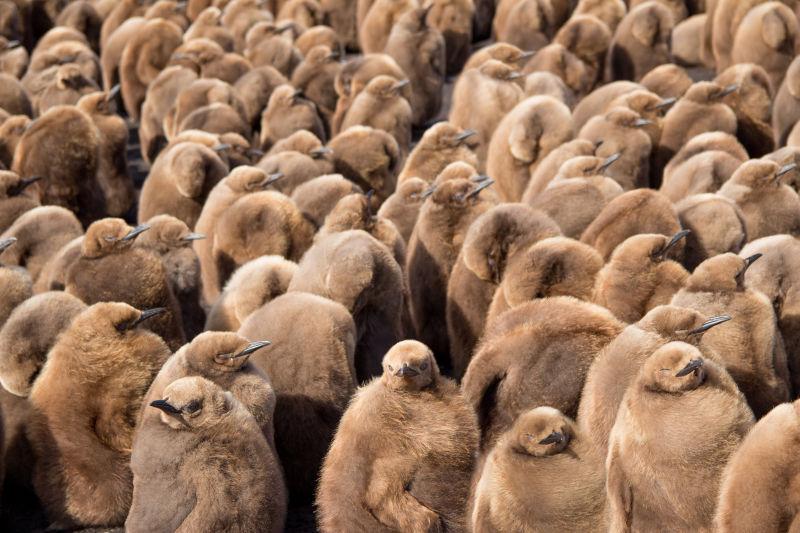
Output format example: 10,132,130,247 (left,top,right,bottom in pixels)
387,365,394,372
420,362,428,371
184,400,202,415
